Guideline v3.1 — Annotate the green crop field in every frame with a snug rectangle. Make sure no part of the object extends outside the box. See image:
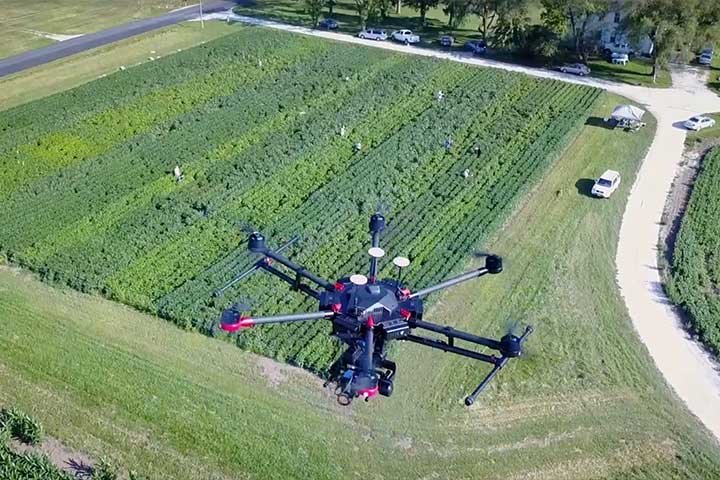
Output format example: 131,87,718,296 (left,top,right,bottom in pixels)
668,147,720,354
0,27,601,371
